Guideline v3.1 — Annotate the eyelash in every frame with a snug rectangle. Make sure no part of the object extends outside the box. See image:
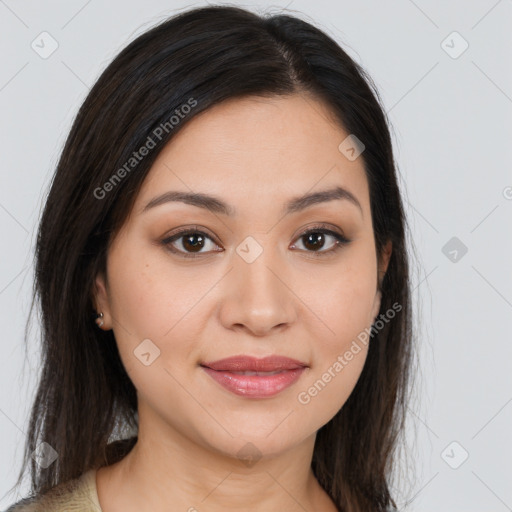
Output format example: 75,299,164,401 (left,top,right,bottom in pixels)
160,224,351,260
